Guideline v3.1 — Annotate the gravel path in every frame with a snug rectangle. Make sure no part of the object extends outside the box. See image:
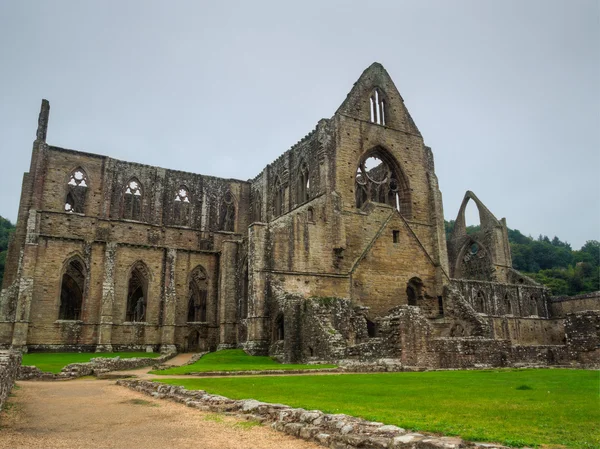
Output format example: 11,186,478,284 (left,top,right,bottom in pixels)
0,379,322,449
